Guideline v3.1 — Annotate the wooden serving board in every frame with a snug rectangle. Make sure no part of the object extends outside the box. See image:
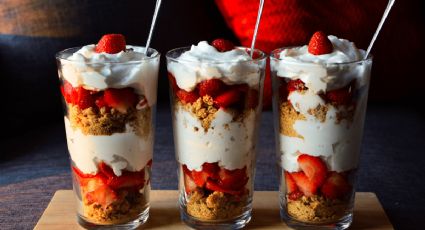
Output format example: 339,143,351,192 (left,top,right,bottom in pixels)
34,190,393,229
